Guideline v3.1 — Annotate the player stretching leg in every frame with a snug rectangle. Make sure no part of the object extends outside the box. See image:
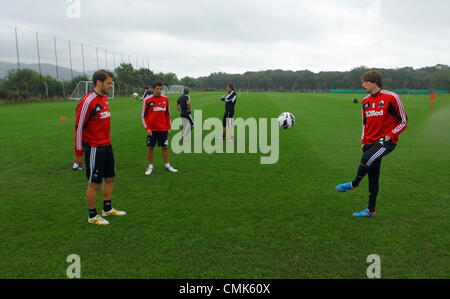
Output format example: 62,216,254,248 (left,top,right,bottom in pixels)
142,81,178,175
335,71,408,217
74,70,126,226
